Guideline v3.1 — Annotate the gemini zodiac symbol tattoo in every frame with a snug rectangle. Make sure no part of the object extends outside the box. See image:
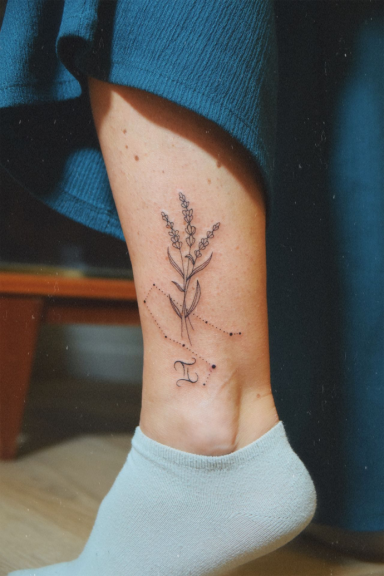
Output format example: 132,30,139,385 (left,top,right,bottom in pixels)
174,359,198,387
161,191,220,345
